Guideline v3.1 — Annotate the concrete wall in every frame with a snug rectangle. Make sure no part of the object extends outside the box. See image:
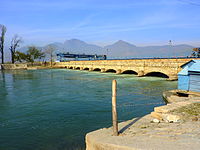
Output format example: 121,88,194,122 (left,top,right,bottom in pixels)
1,64,28,70
54,58,200,80
178,75,189,90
